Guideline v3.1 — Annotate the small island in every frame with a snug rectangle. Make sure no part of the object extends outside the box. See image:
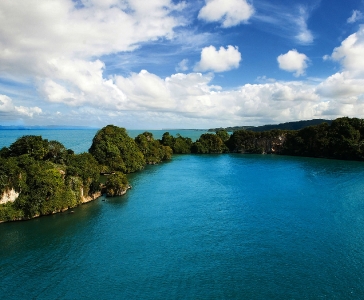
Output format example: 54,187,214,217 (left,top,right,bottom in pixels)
1,117,364,222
